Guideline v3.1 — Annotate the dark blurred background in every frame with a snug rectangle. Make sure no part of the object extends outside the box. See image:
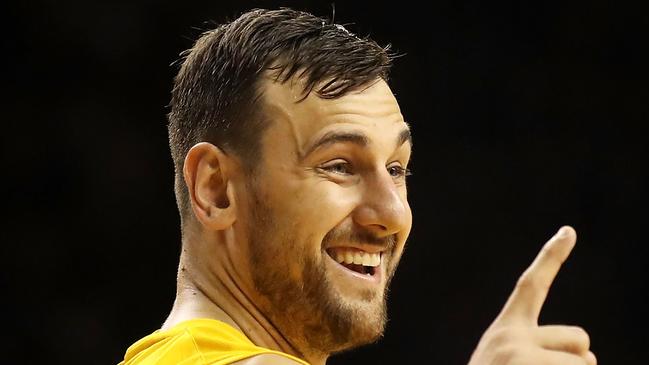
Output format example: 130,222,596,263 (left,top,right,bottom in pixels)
3,0,647,364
